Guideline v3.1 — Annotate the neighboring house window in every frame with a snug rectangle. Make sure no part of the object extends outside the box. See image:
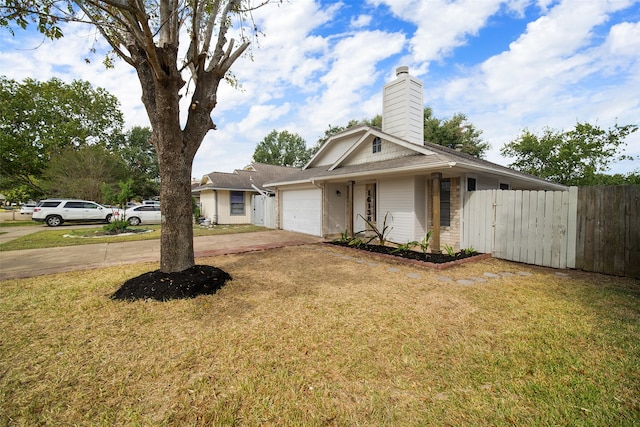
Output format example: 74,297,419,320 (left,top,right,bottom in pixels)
440,179,451,227
230,191,245,215
372,137,382,153
499,182,510,190
467,177,476,191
